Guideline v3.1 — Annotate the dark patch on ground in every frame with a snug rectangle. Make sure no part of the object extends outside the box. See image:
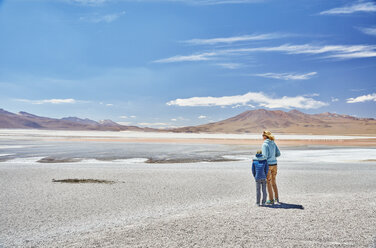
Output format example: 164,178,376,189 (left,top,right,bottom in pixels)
38,157,82,163
52,178,116,184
